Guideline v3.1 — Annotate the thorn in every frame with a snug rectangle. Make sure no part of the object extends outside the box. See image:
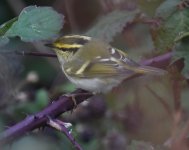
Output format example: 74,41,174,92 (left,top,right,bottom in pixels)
33,115,38,120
